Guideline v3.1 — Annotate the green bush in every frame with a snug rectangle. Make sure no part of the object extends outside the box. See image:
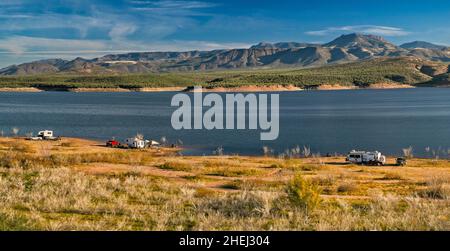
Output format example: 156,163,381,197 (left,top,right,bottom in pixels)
286,174,322,211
